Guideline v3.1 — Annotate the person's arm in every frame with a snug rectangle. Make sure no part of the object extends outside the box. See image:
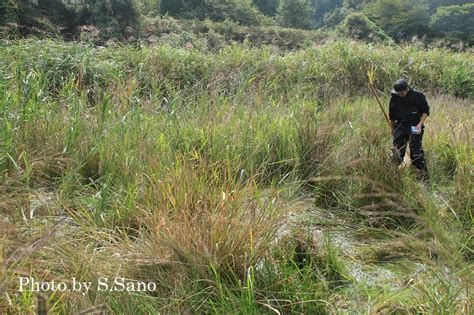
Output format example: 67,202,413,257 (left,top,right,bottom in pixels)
416,113,428,132
416,94,430,132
